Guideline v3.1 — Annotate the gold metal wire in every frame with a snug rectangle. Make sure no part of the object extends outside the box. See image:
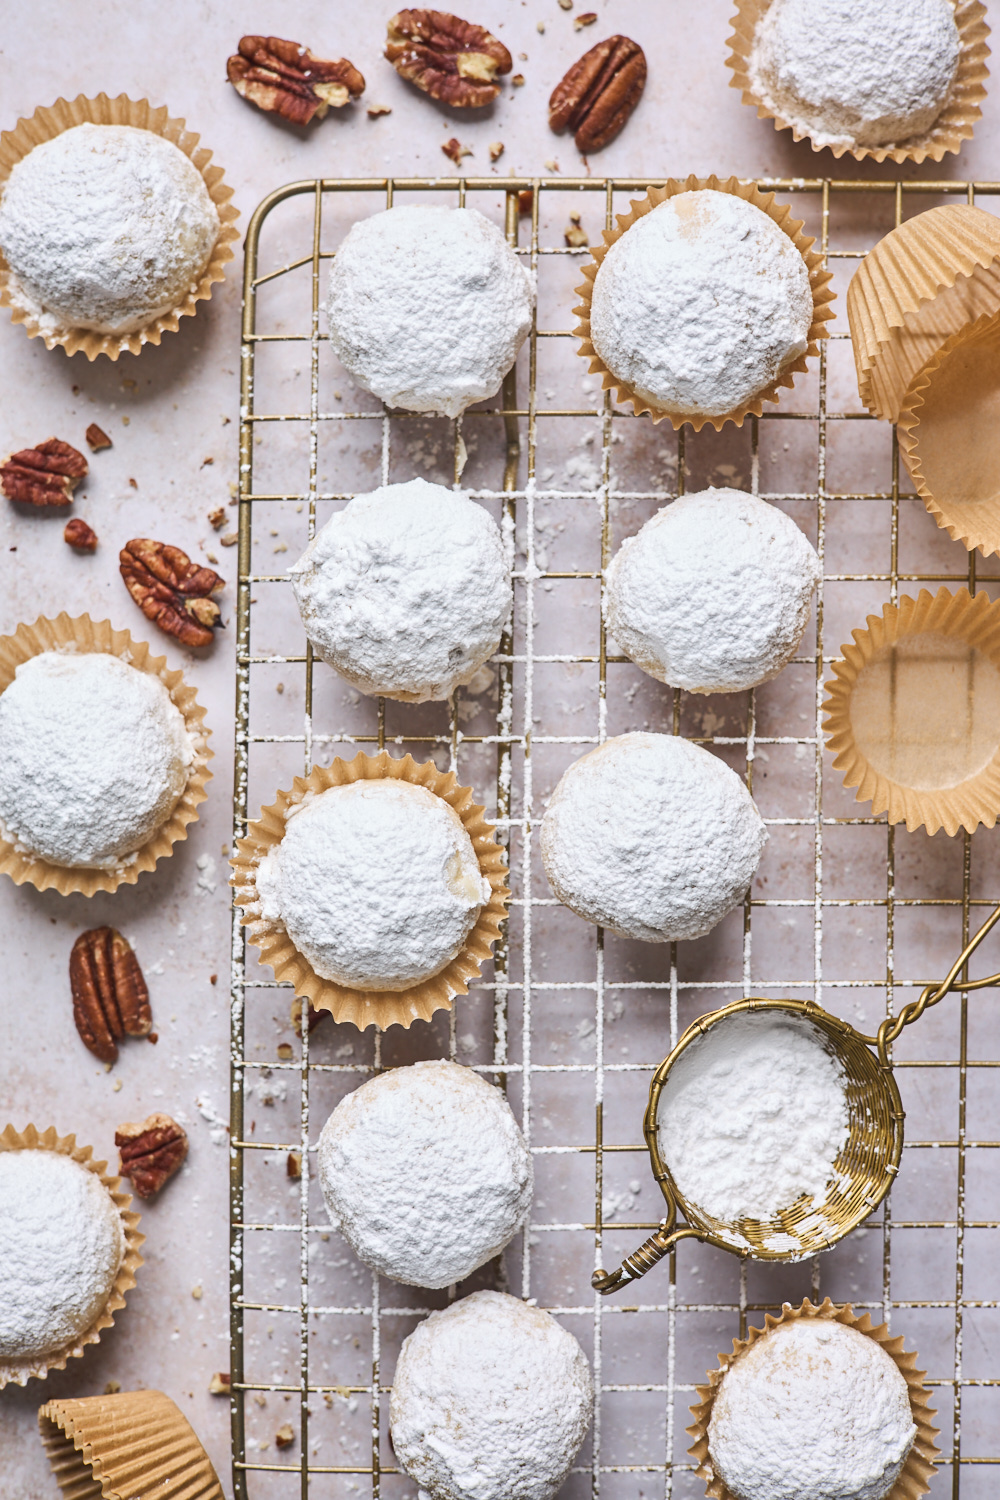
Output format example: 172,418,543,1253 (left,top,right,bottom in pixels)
232,174,1000,1499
